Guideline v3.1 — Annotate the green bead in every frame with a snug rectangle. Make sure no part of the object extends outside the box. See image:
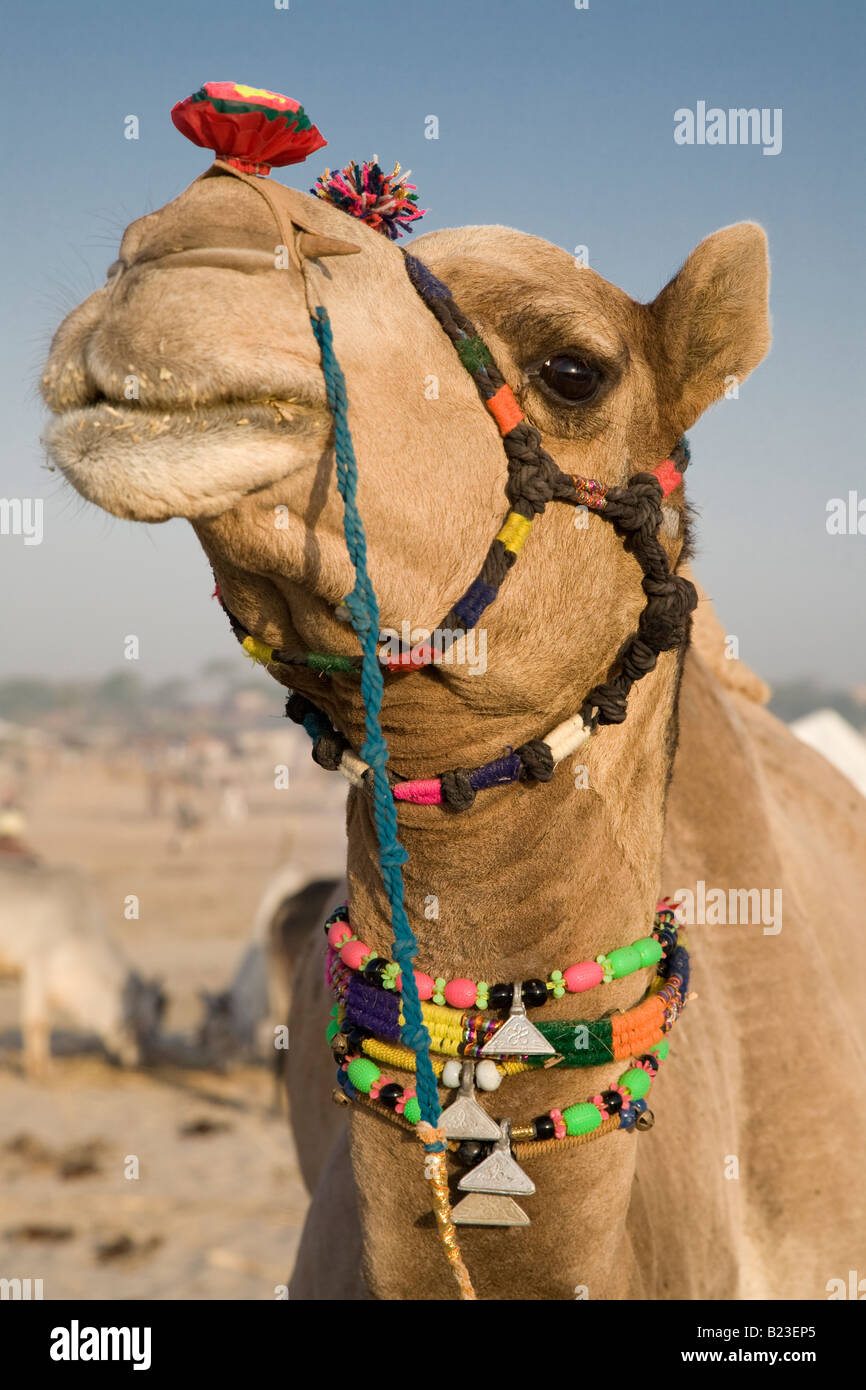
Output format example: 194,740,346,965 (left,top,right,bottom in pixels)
325,1020,340,1044
619,1066,651,1099
403,1097,421,1124
653,1038,670,1062
633,936,664,967
346,1057,380,1094
606,945,642,979
563,1103,603,1136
